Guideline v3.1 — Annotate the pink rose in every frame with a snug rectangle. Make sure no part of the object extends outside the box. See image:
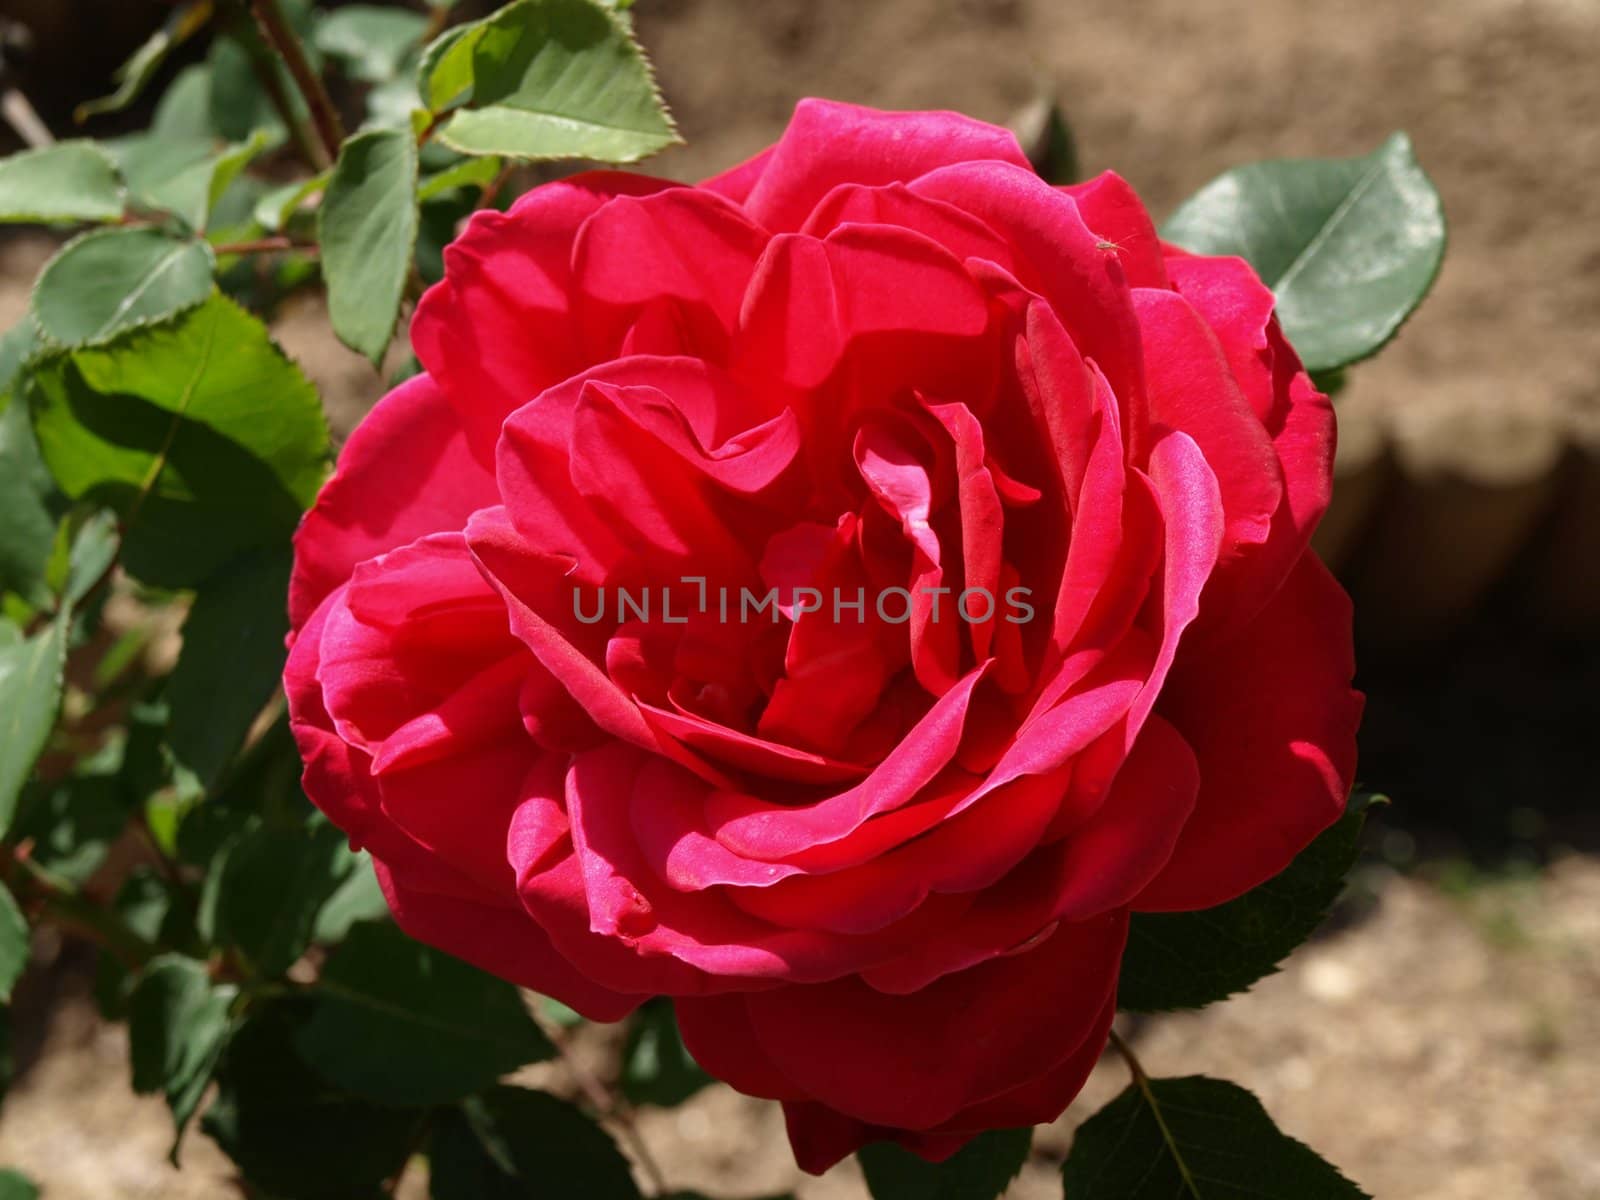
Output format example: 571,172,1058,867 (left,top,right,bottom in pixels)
285,99,1361,1170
